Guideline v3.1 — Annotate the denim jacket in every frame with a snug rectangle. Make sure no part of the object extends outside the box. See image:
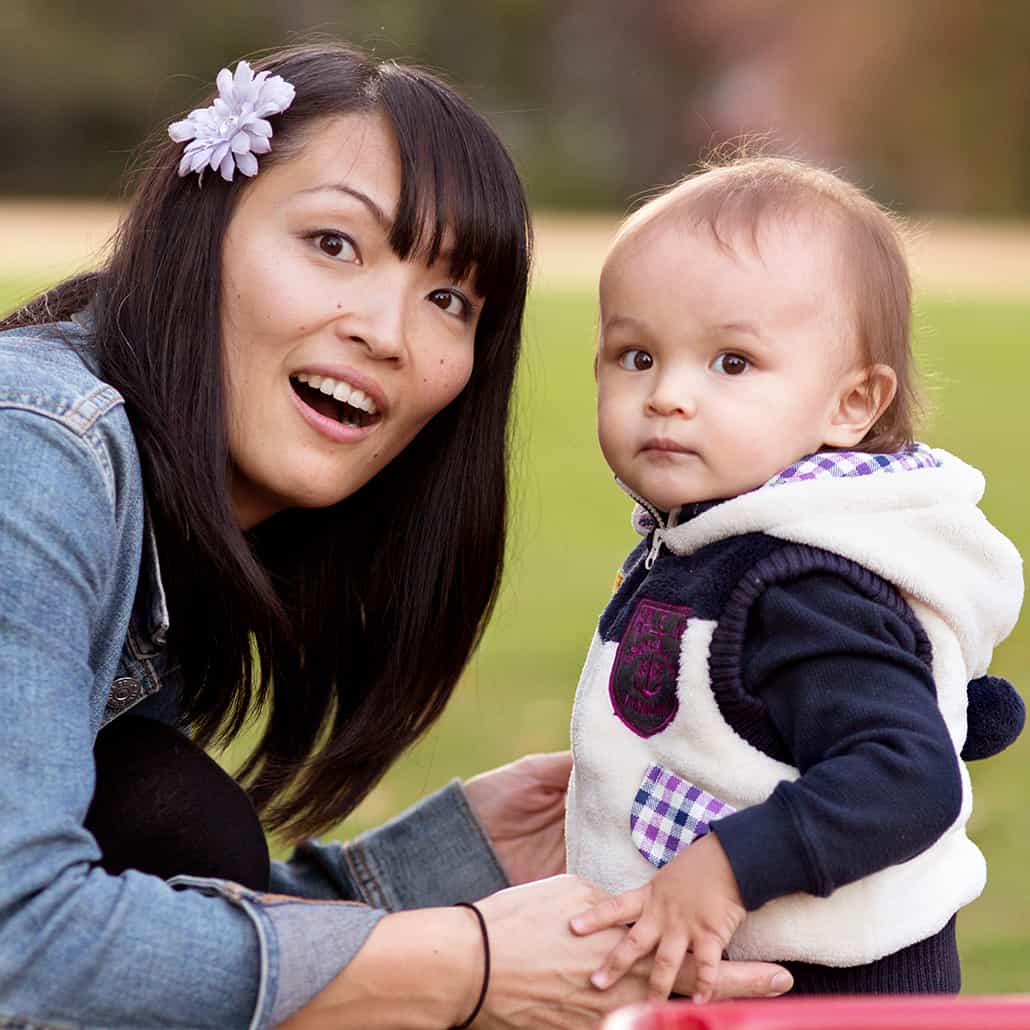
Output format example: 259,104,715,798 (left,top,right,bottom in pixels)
0,317,509,1030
